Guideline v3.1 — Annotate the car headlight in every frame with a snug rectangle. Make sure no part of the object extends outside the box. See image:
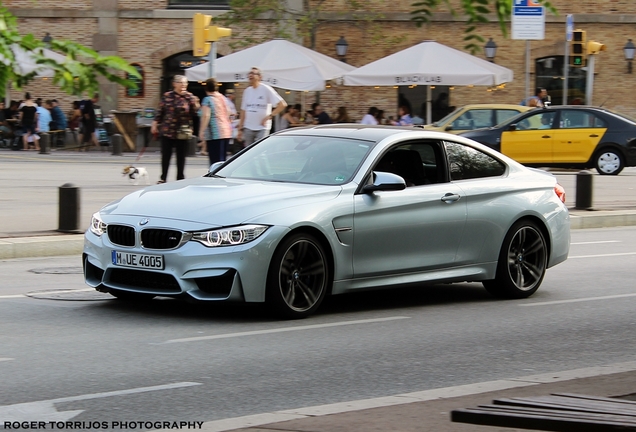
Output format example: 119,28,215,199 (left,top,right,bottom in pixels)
90,213,107,236
191,224,269,247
